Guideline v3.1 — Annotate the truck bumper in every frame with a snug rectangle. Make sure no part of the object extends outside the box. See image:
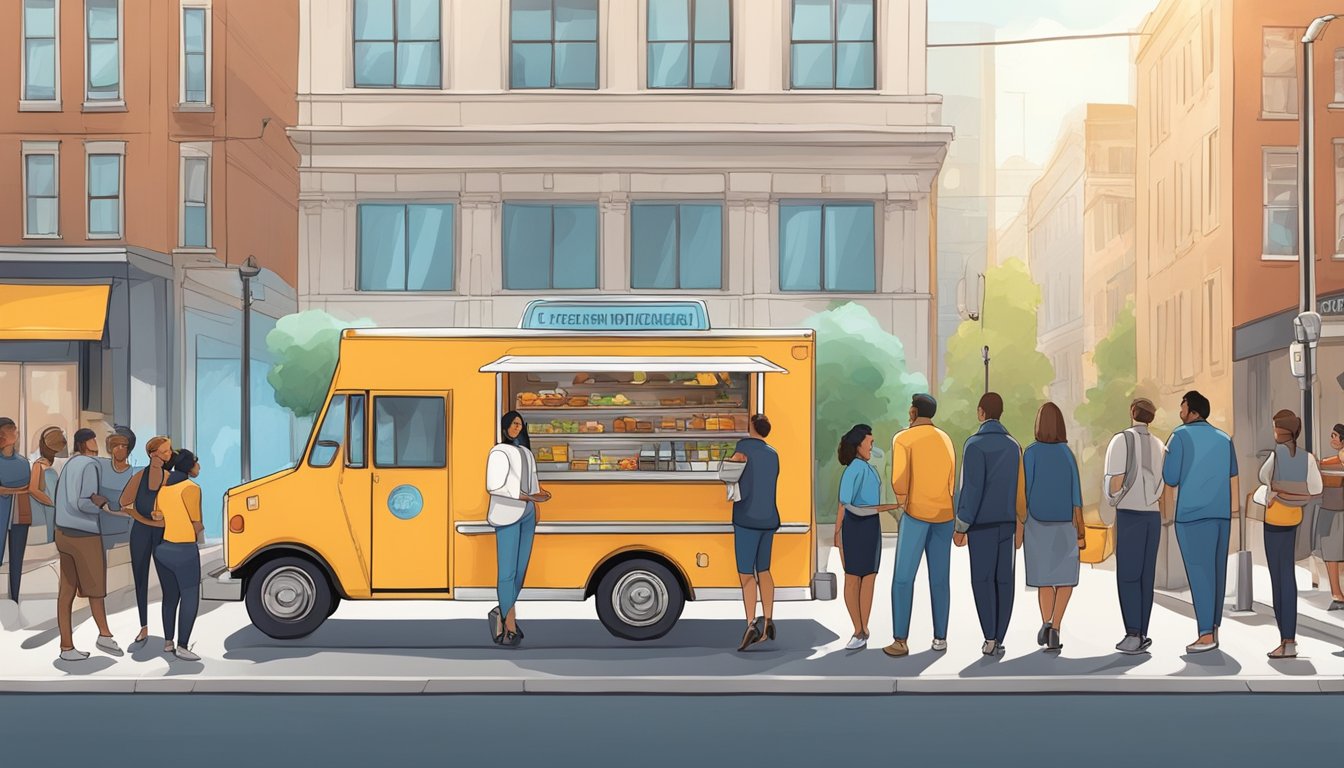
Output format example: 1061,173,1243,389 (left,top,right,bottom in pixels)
202,568,244,602
811,572,837,601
